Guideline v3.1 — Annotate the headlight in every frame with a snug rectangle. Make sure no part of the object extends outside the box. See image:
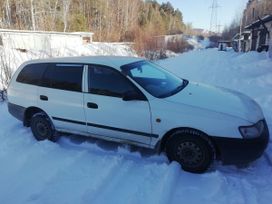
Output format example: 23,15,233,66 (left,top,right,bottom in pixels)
239,120,264,139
